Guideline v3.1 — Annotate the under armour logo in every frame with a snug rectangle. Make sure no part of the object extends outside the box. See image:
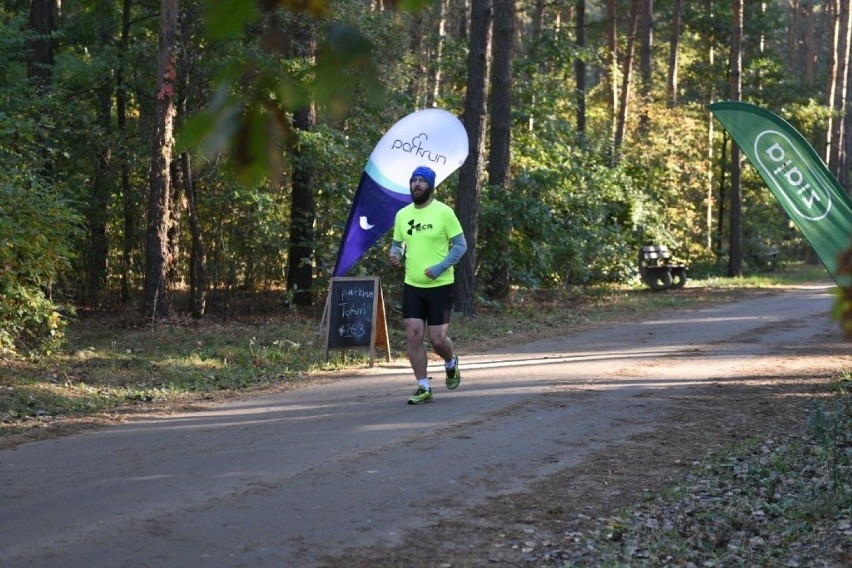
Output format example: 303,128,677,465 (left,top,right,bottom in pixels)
407,219,434,235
